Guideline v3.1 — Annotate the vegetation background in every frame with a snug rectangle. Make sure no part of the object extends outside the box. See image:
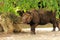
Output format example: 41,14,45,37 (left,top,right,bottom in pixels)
0,0,60,18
